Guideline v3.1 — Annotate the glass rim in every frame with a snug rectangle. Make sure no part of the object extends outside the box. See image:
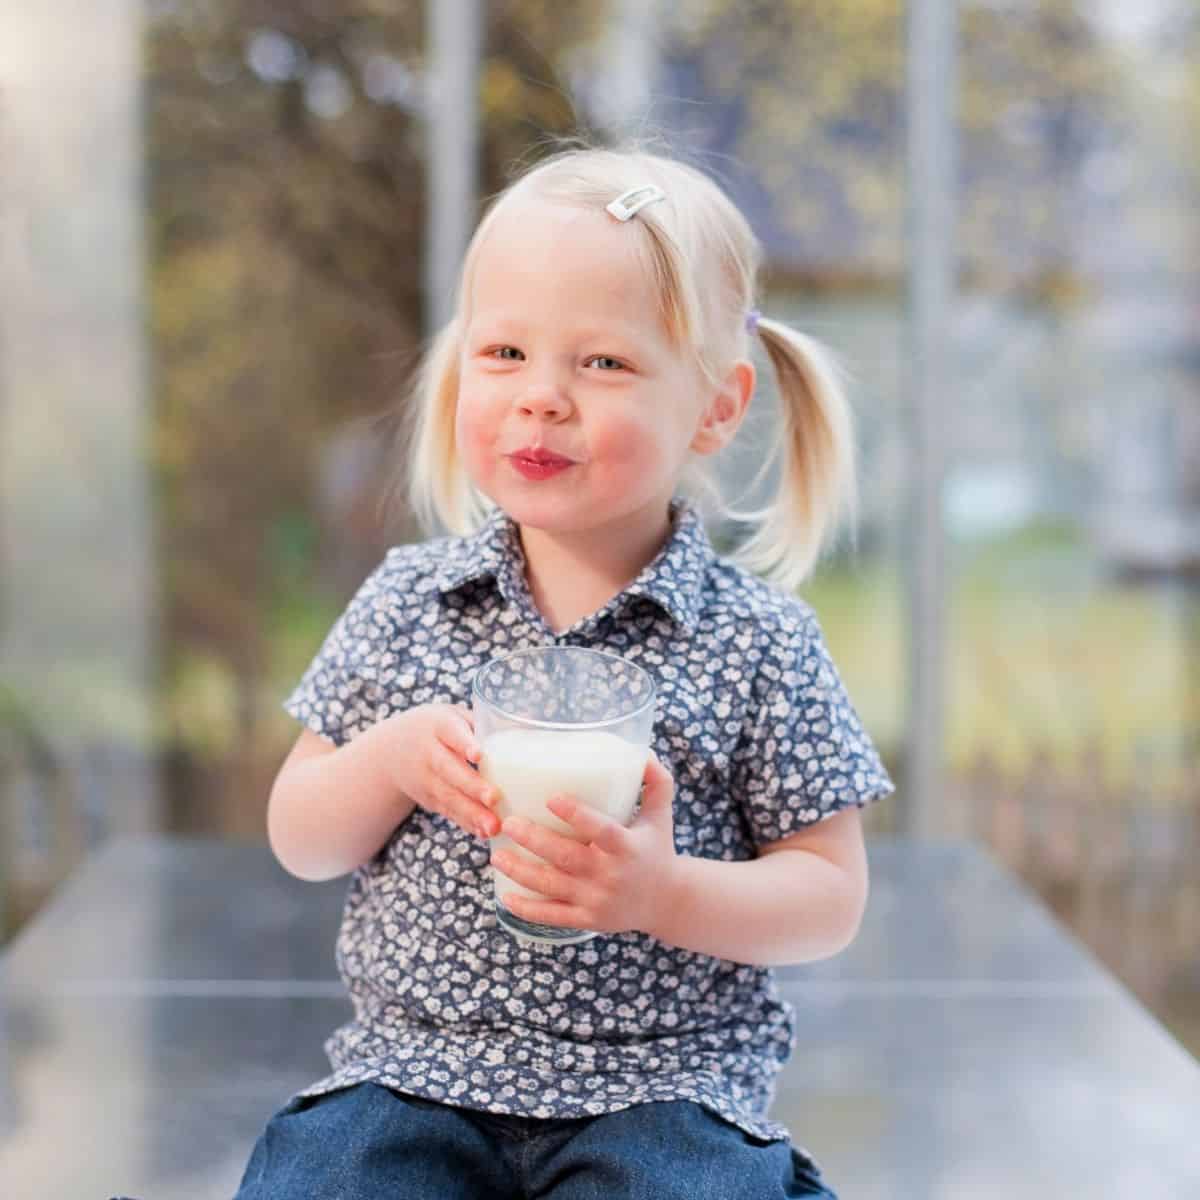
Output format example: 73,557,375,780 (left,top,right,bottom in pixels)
471,645,656,733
